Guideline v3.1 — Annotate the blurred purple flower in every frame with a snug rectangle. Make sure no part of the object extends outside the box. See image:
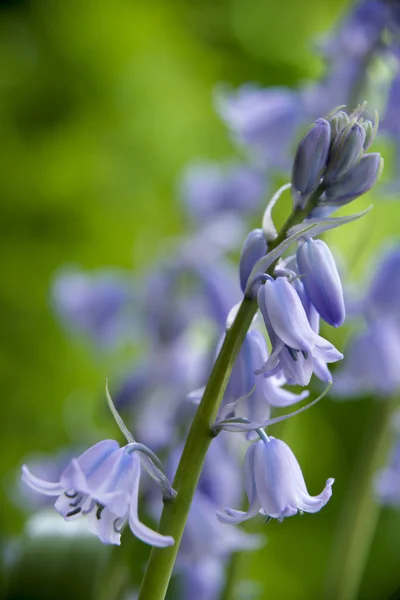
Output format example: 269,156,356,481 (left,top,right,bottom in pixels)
180,162,266,222
217,436,334,524
52,268,135,348
362,245,400,318
302,0,391,116
376,436,400,505
216,85,304,171
333,318,400,398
